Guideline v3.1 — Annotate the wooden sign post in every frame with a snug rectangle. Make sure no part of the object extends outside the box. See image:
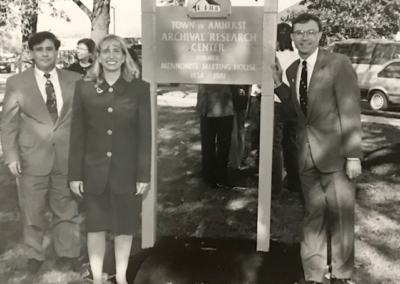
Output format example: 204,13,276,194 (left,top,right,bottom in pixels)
141,0,157,249
141,0,278,252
